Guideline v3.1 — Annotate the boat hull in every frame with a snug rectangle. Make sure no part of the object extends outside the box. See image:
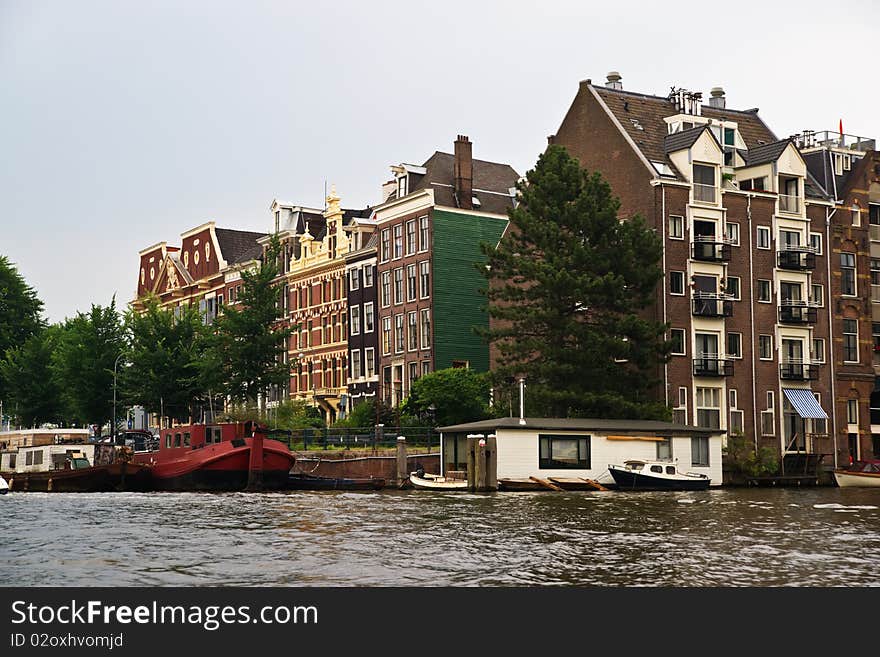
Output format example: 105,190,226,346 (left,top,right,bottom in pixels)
5,463,152,493
609,467,710,491
409,473,468,490
287,473,385,491
833,470,880,487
